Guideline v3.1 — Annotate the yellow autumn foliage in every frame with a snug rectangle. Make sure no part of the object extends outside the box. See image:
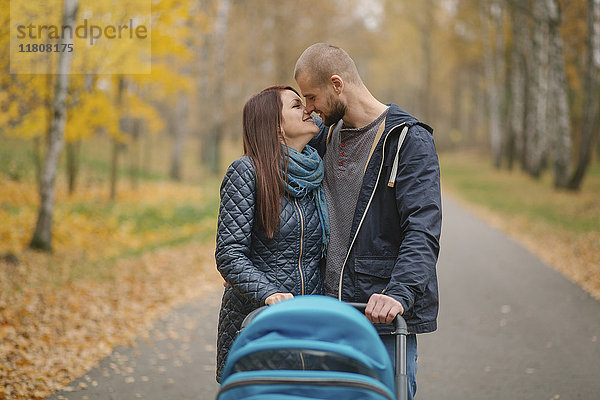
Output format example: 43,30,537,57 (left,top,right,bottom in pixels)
0,176,219,264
